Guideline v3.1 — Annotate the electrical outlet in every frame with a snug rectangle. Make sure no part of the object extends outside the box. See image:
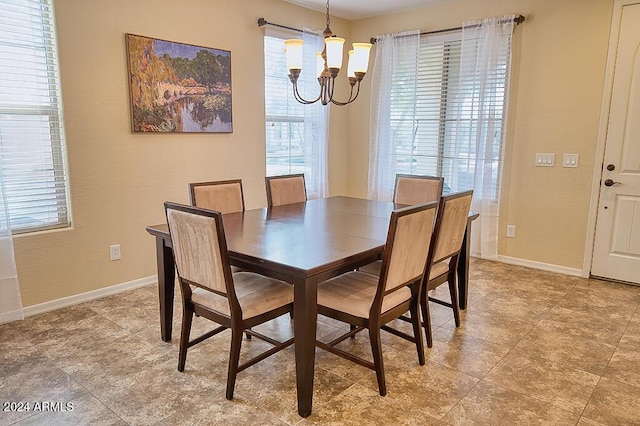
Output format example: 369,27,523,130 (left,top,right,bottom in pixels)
109,244,121,261
506,225,516,238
